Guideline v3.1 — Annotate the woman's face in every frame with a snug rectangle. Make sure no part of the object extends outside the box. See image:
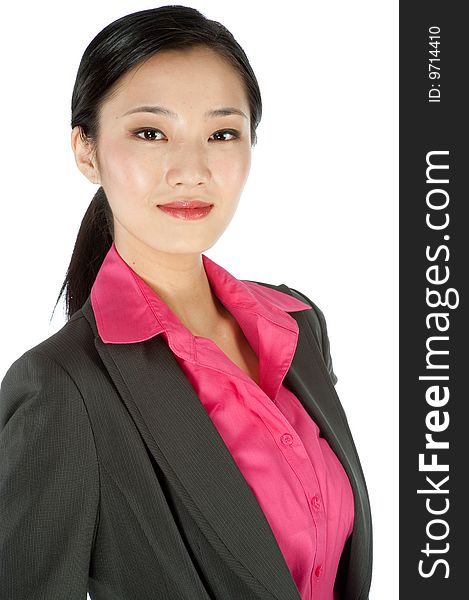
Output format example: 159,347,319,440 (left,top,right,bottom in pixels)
72,46,252,258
